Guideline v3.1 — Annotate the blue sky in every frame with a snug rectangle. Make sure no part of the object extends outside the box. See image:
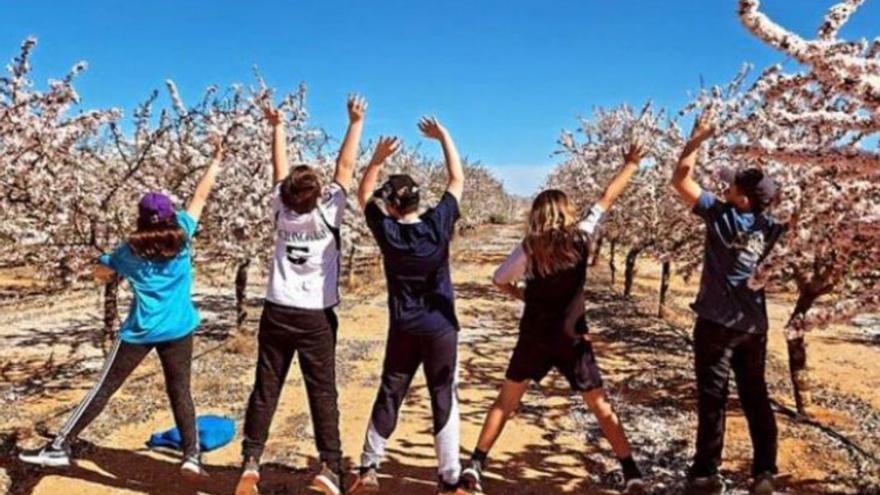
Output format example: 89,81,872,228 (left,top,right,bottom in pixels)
3,1,878,195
